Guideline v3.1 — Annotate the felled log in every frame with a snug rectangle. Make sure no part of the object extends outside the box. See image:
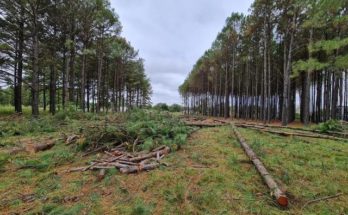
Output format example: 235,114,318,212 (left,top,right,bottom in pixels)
129,146,170,162
119,163,160,174
232,125,288,207
314,130,348,138
184,122,226,127
27,139,56,153
235,124,345,141
235,122,348,138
